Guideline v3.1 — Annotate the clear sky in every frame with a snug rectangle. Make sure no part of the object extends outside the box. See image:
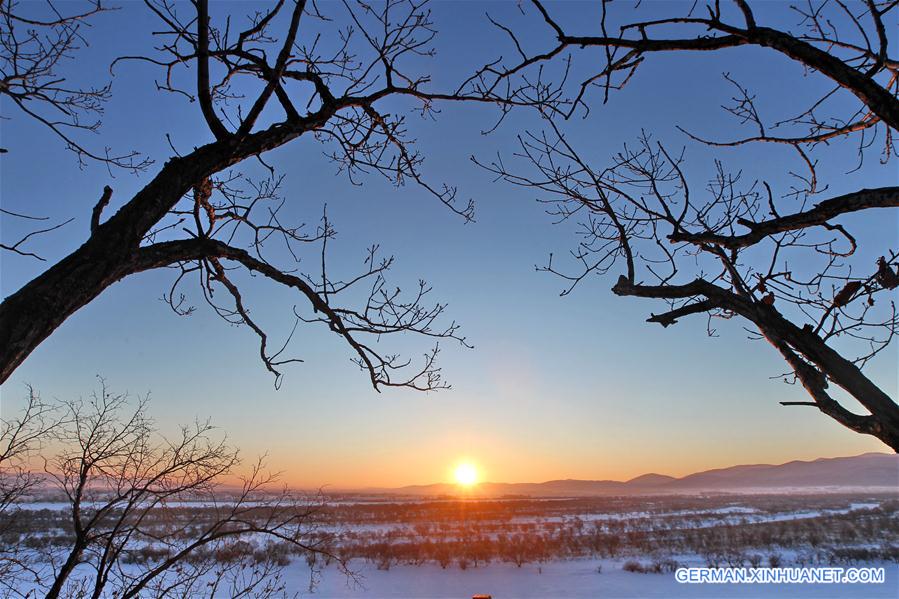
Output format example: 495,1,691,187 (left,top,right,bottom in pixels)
1,1,896,488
